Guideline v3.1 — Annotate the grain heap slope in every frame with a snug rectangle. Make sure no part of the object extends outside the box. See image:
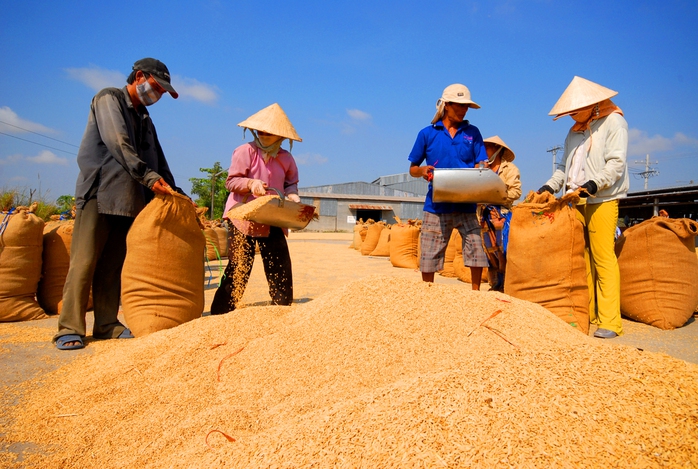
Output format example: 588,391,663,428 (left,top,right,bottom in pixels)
6,276,698,468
